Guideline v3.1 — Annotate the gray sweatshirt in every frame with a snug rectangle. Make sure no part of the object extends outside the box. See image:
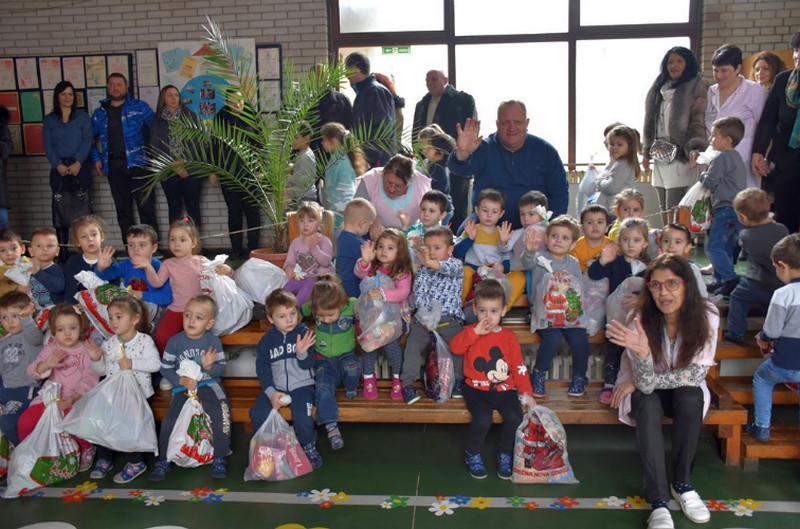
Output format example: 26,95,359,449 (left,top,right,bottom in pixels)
0,317,44,388
700,149,747,209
